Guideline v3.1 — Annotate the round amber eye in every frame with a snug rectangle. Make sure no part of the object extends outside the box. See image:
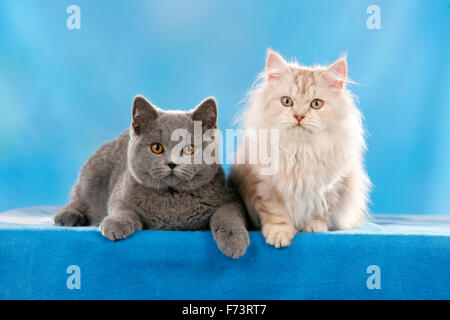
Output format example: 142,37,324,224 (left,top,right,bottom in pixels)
183,145,195,155
281,96,294,107
310,99,324,110
151,143,164,154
